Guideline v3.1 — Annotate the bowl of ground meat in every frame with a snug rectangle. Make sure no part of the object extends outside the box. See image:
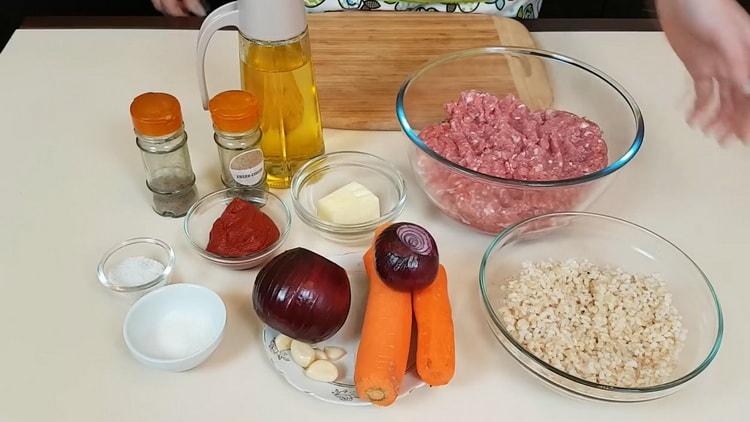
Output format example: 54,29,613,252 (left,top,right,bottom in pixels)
479,212,723,401
396,47,644,233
